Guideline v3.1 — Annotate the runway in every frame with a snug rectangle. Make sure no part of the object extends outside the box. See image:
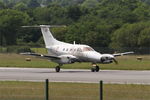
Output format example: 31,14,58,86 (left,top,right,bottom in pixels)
0,67,150,84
